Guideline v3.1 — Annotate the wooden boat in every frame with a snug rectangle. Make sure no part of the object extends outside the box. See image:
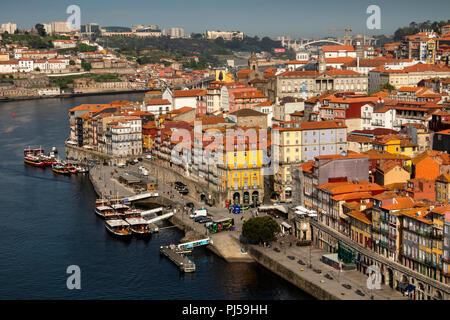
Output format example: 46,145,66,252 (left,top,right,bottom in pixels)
110,203,130,215
125,217,152,237
24,154,45,167
105,219,132,237
120,208,142,219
